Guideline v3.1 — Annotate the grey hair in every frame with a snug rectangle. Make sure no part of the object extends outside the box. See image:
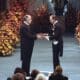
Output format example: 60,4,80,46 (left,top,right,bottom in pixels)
35,73,47,80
